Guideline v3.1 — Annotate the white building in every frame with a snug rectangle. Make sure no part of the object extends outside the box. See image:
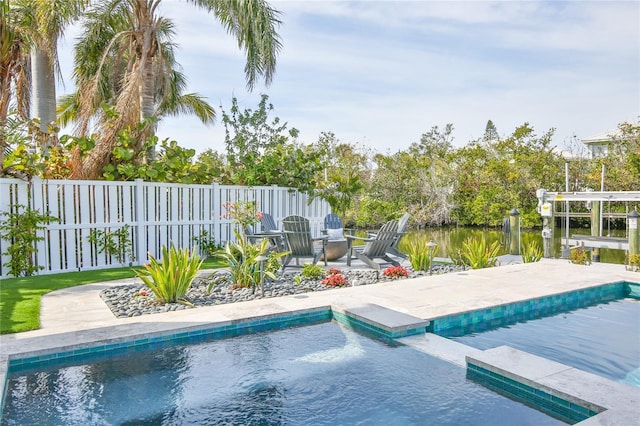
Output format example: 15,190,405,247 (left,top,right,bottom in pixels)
581,129,622,159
